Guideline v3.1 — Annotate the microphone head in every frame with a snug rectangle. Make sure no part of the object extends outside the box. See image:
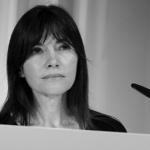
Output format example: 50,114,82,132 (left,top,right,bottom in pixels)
131,83,150,98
